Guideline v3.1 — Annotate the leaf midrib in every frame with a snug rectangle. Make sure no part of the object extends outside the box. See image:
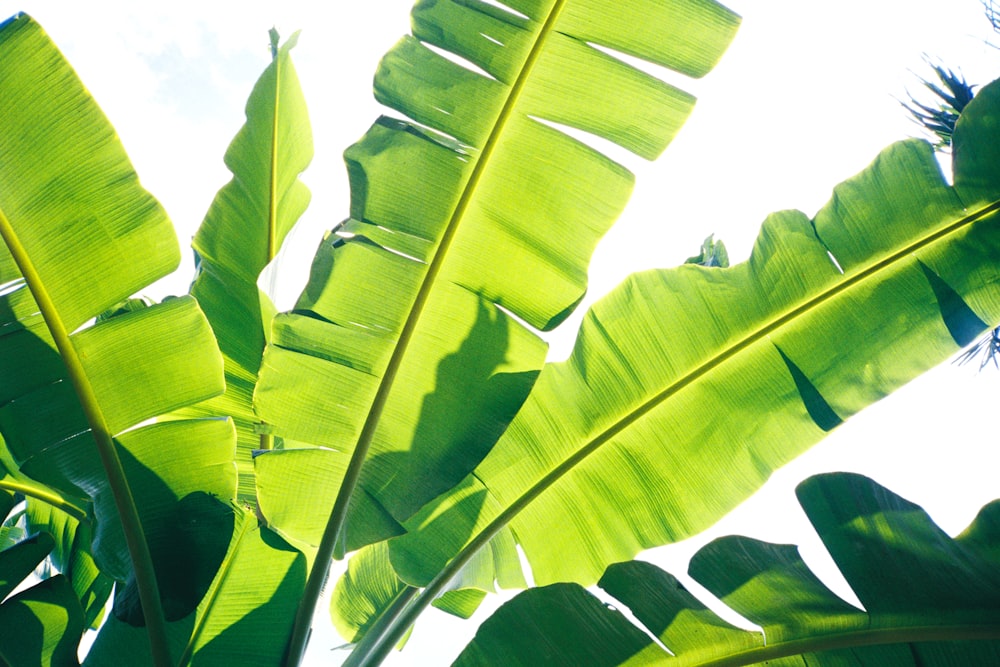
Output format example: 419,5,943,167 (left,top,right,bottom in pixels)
326,4,572,664
0,477,87,522
268,47,280,264
342,0,571,476
259,44,283,453
492,197,1000,548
